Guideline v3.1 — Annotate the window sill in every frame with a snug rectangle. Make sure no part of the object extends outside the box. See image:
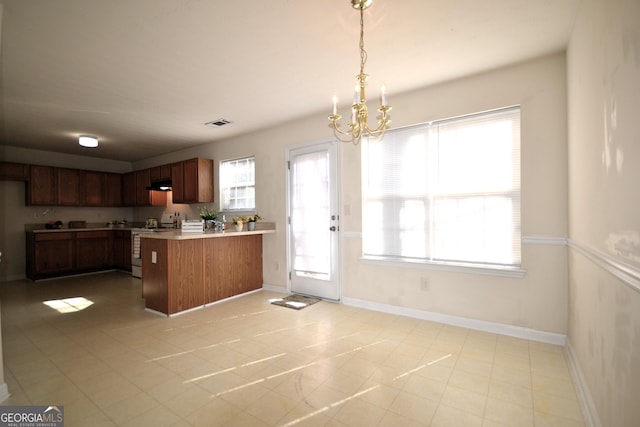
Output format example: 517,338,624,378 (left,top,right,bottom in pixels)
359,256,526,278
